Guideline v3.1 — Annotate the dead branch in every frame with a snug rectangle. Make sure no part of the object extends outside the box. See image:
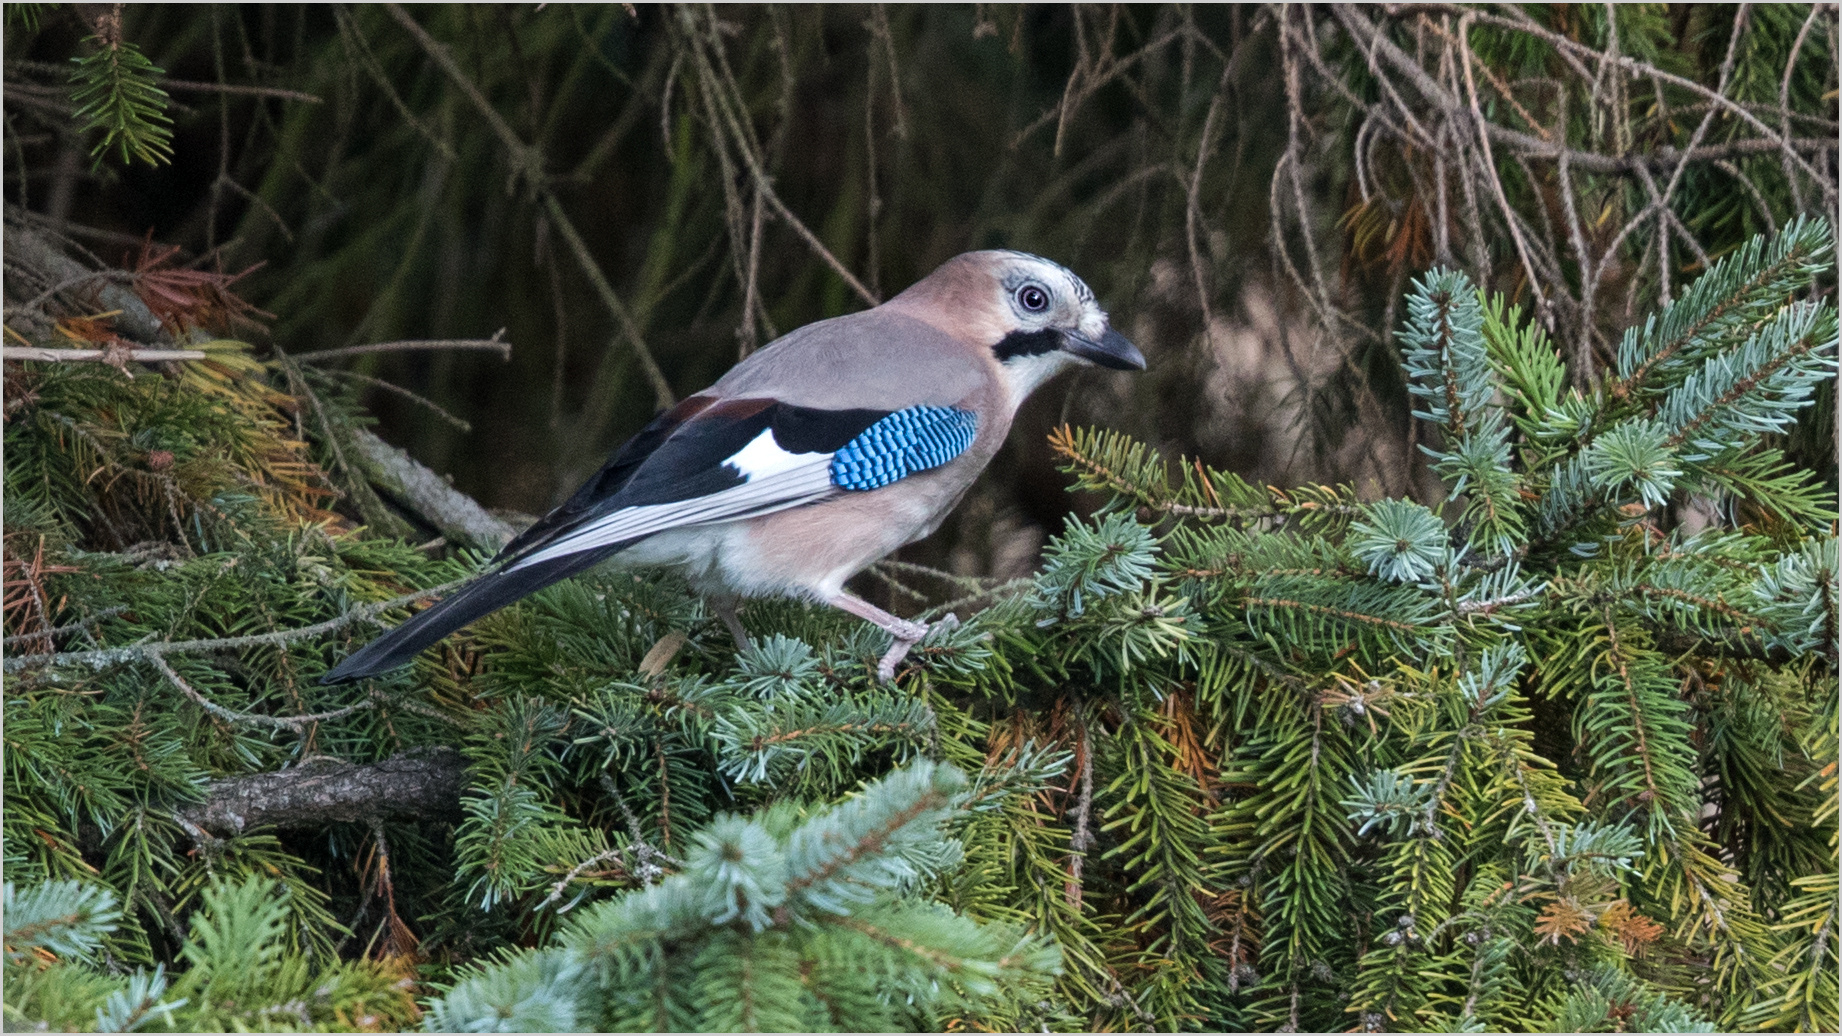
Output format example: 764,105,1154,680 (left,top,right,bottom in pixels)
3,221,170,343
347,428,516,551
159,79,324,104
178,747,469,838
3,347,206,362
292,333,511,363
